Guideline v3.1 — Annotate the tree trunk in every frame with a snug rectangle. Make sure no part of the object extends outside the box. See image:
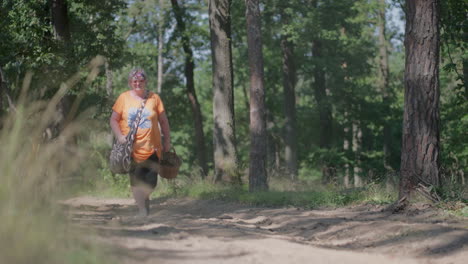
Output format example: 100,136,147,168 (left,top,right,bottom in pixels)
312,39,333,183
0,66,4,115
209,0,239,183
171,0,208,176
463,59,468,98
48,0,71,140
378,0,392,171
343,111,351,188
400,0,441,200
0,66,17,114
352,121,363,187
246,0,268,191
157,0,165,94
51,0,71,42
105,61,113,98
280,11,298,179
